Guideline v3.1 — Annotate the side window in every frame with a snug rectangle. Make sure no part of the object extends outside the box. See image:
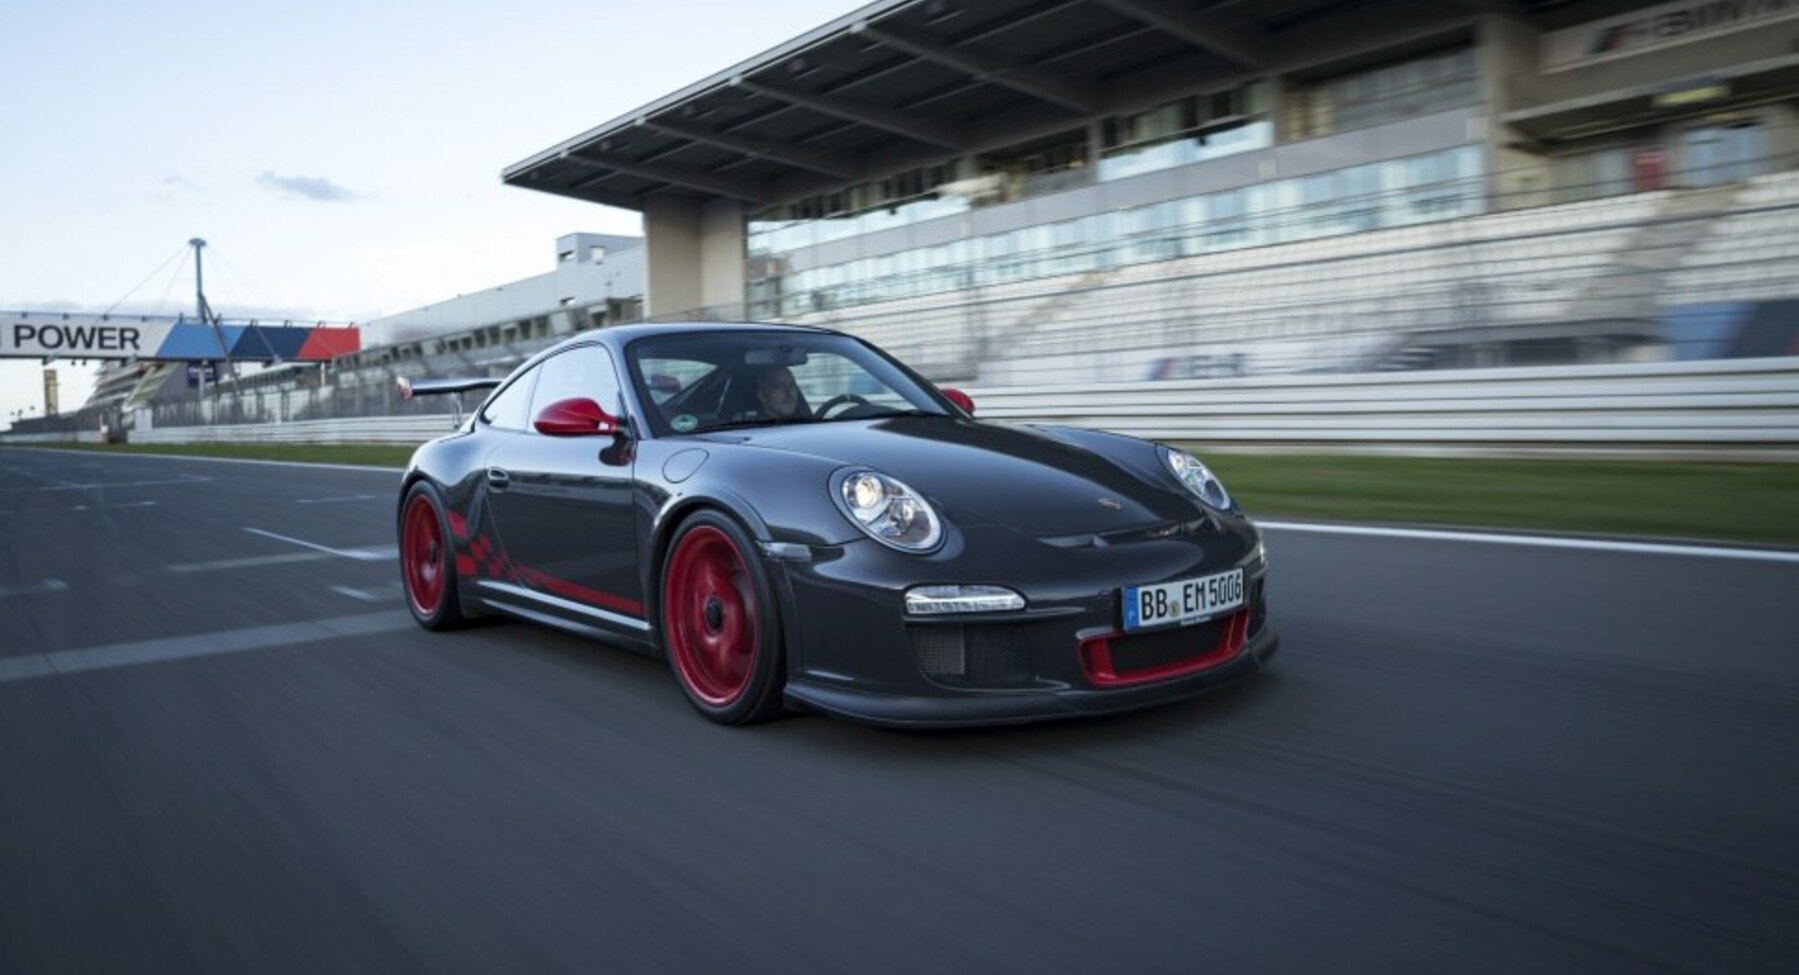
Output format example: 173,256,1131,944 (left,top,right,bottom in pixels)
638,356,716,406
480,371,537,431
530,344,625,420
